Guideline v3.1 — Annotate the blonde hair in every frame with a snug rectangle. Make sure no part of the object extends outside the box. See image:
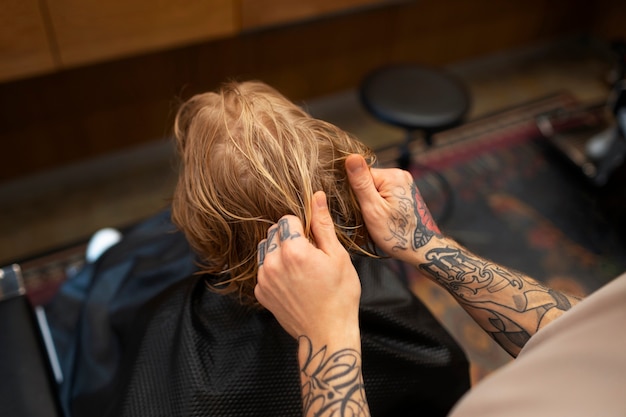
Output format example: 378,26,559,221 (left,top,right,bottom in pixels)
171,80,376,306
